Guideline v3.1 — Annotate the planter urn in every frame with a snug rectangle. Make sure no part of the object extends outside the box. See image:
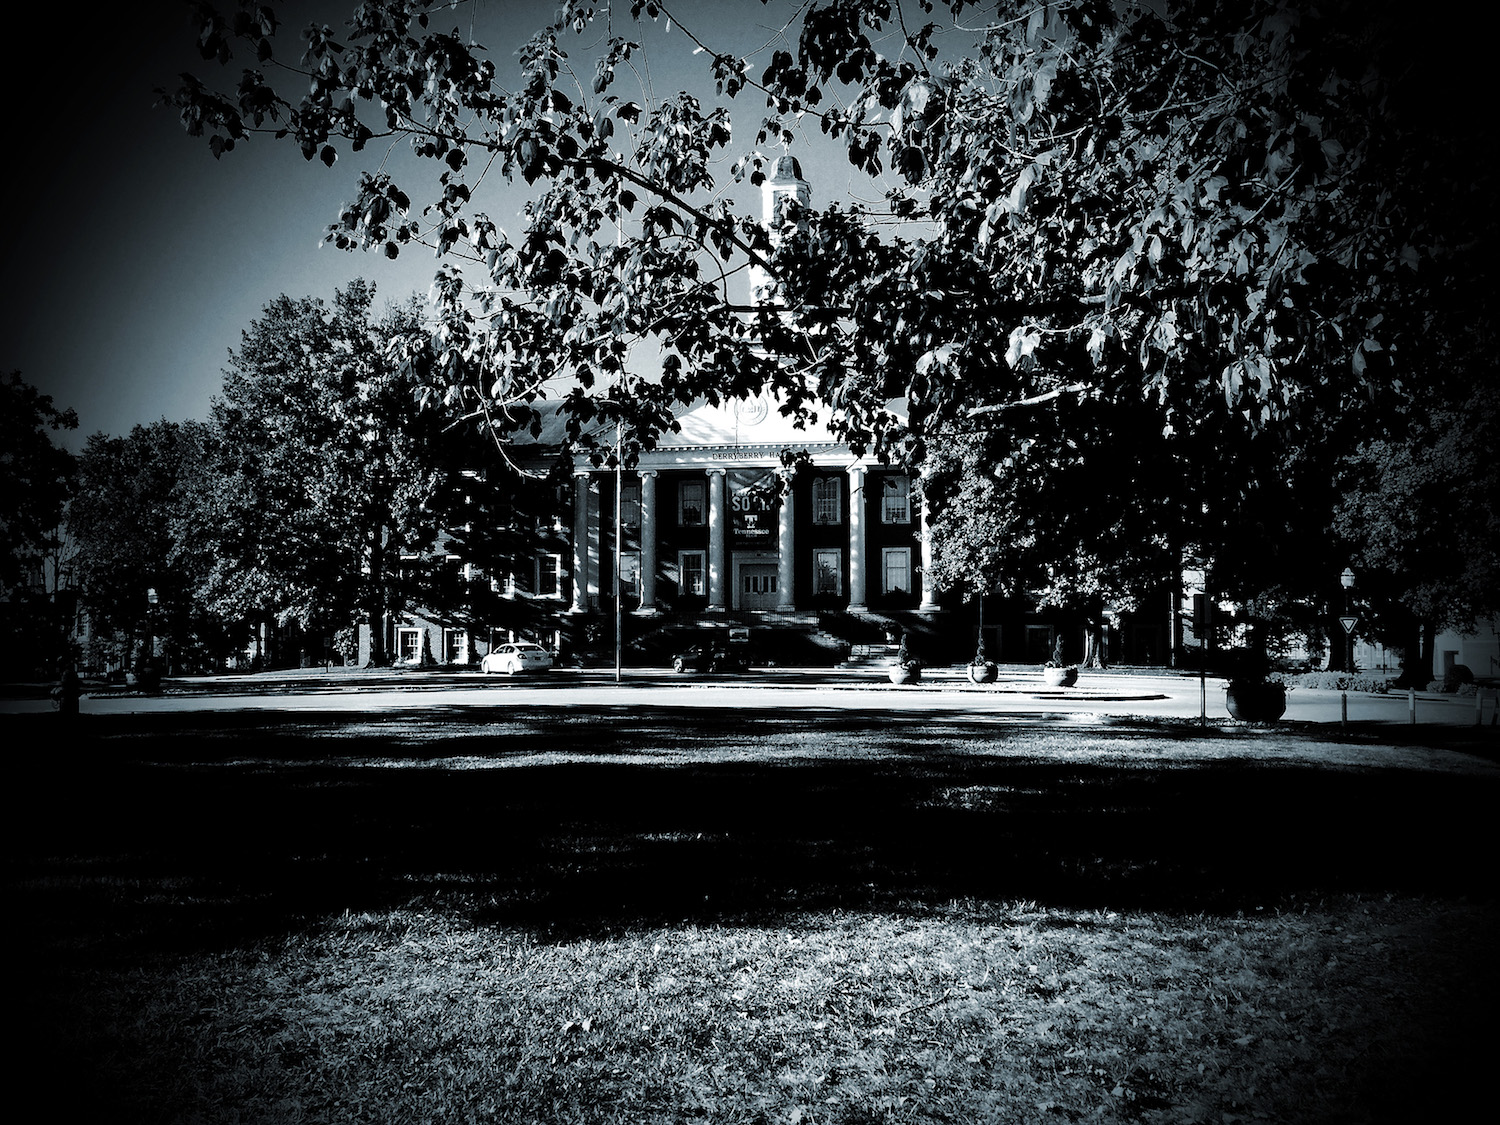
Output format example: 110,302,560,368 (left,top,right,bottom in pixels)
1224,680,1287,721
889,664,922,685
1043,666,1078,688
968,660,998,684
